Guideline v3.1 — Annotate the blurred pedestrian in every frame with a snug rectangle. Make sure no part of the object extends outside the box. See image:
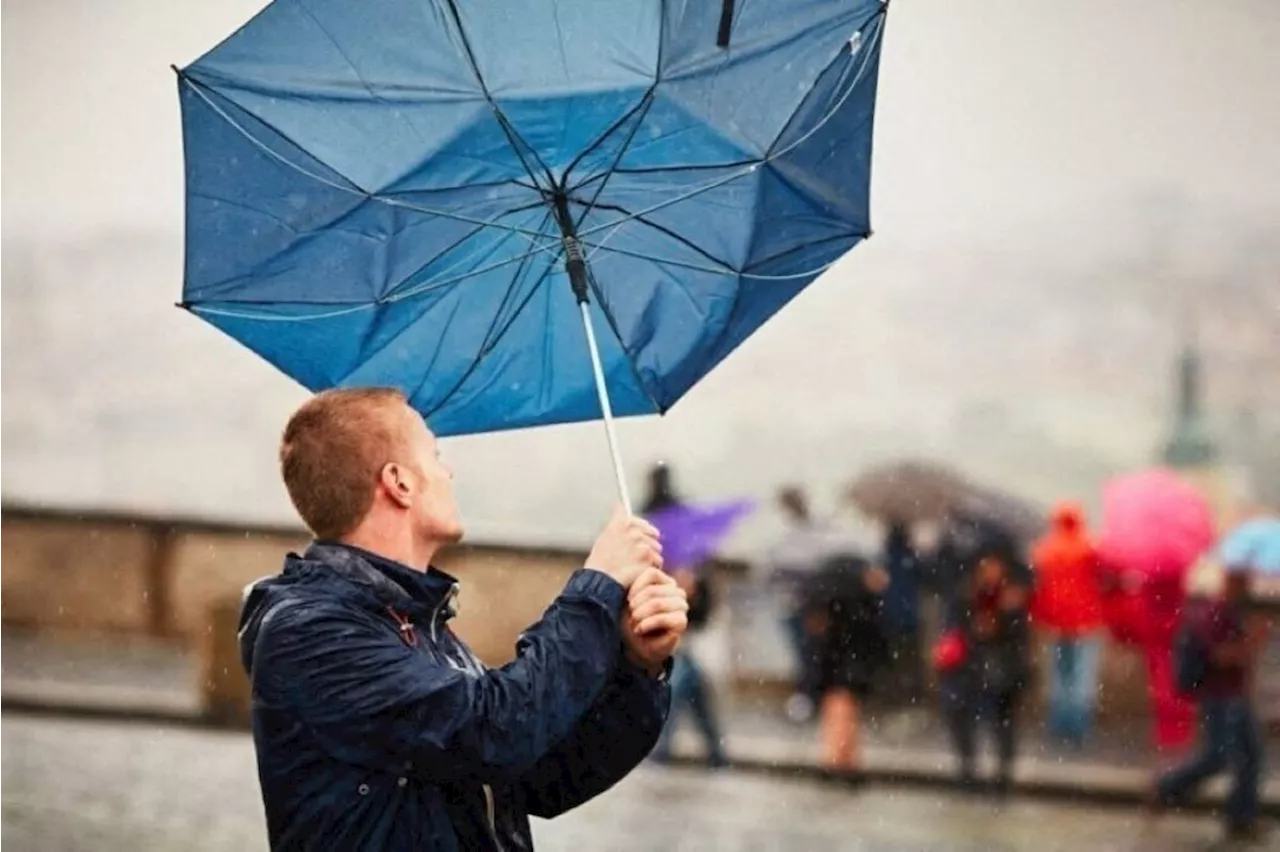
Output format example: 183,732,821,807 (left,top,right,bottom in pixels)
1153,567,1270,841
1030,502,1105,747
800,554,890,770
766,486,838,723
938,551,1031,793
240,389,685,851
928,511,1029,608
880,519,924,703
642,463,727,768
651,567,727,767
